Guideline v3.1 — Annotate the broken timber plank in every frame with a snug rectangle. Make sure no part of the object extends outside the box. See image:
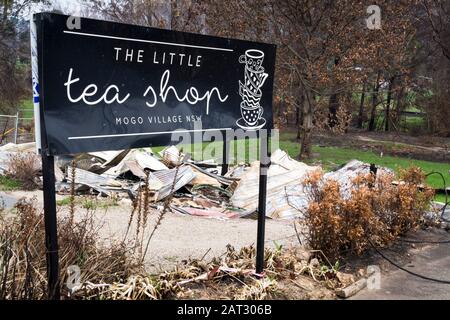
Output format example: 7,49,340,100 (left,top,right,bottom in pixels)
335,278,367,298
